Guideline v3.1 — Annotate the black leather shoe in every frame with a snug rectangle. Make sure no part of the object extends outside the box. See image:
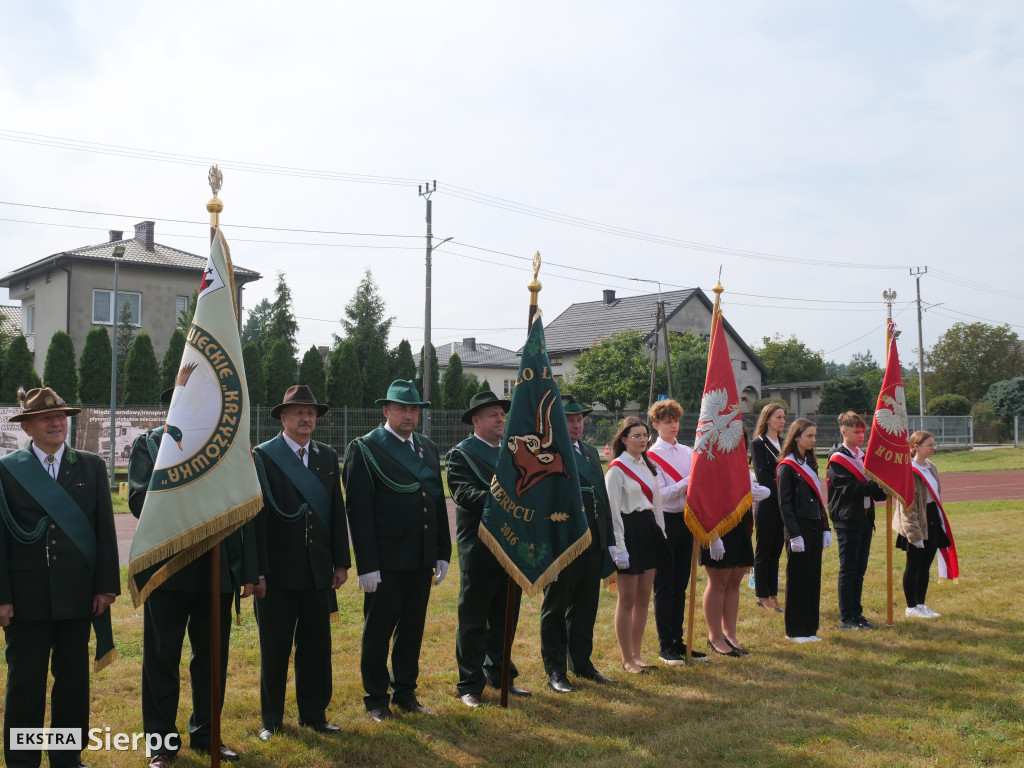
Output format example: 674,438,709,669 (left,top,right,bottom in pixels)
488,681,532,697
460,693,484,707
193,744,239,761
708,640,742,658
148,756,174,768
395,700,435,715
257,728,274,742
547,672,576,693
367,706,395,722
300,721,341,734
576,669,617,685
